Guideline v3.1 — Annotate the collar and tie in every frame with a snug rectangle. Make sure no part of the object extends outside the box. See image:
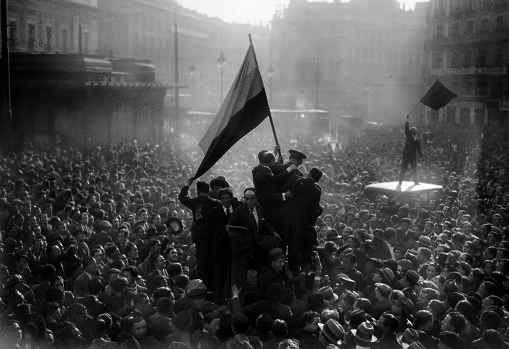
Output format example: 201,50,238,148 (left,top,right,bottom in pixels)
251,207,259,227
